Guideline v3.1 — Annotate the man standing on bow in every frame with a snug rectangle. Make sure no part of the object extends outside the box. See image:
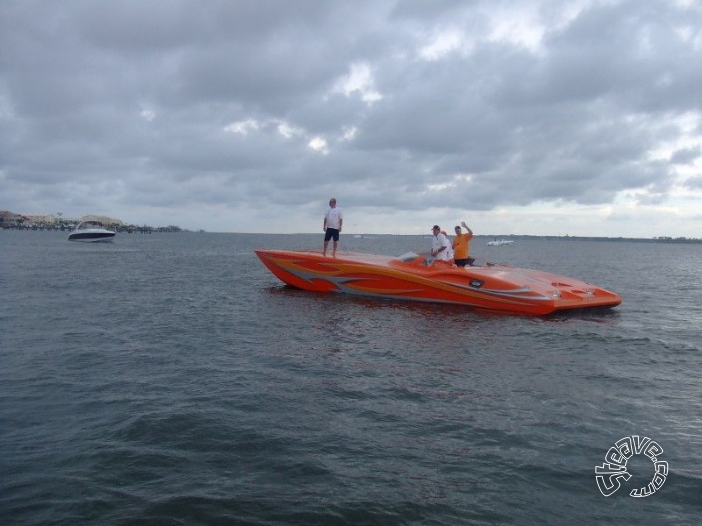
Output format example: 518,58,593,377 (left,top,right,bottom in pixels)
323,197,343,257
